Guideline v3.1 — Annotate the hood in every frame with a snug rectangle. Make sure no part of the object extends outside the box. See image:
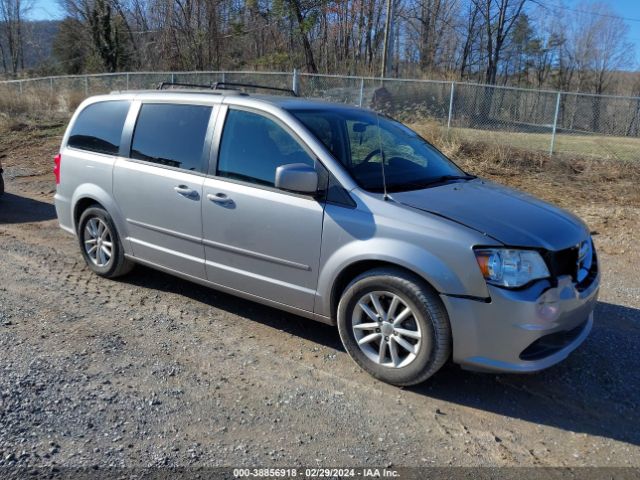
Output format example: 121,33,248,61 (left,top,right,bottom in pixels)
392,179,589,251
